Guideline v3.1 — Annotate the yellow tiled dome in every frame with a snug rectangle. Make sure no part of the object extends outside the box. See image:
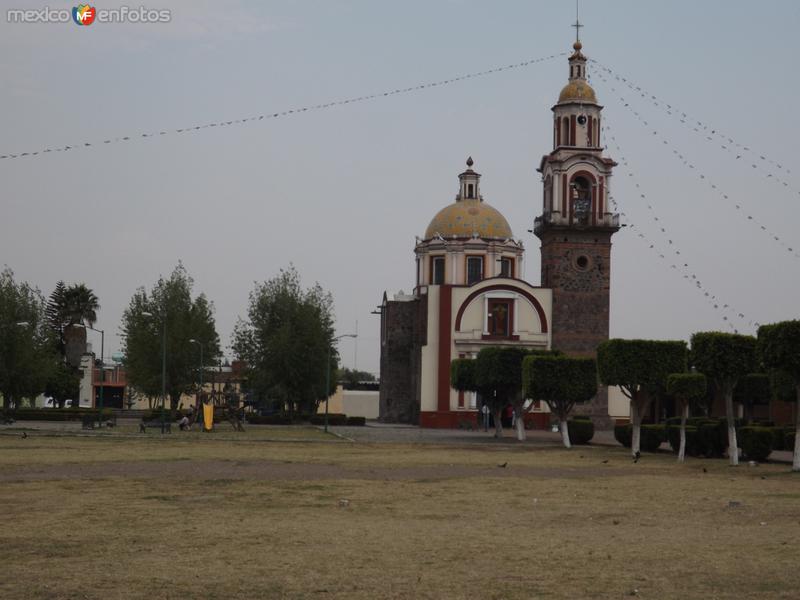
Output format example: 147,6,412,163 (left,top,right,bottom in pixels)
558,80,597,104
424,199,513,240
